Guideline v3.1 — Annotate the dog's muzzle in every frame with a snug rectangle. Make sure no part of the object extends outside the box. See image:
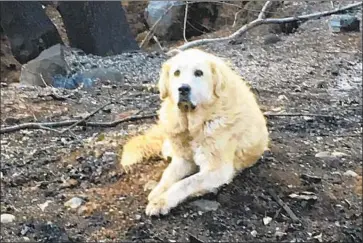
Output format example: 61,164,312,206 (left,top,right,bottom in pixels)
177,84,196,112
